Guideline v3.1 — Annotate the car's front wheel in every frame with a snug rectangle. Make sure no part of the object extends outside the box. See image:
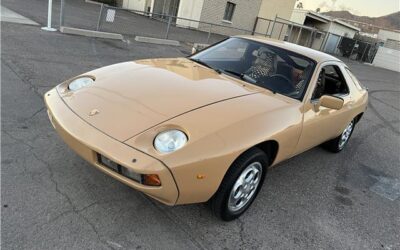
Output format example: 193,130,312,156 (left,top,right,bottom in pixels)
323,119,355,153
210,148,268,221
